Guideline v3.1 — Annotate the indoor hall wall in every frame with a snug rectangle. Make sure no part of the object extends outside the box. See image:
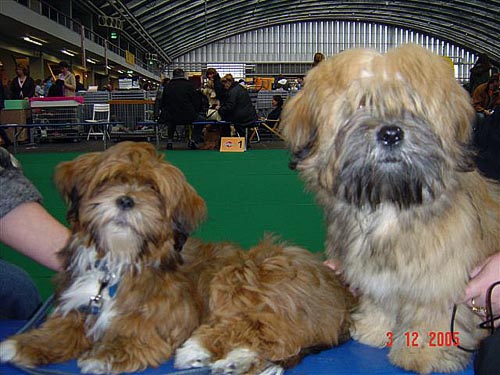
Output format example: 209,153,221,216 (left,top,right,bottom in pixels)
173,20,477,82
